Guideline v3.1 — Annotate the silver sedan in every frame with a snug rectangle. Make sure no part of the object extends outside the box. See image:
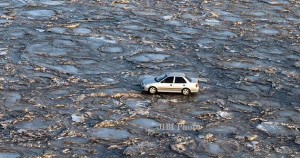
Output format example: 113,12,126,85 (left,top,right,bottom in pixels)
141,72,199,95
